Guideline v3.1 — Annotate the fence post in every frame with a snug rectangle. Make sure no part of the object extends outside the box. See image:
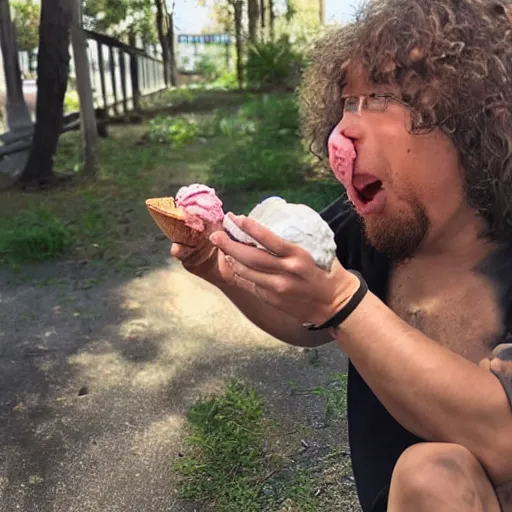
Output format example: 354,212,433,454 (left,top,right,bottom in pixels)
108,45,119,115
119,49,128,114
128,33,140,112
71,0,98,177
96,42,108,111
